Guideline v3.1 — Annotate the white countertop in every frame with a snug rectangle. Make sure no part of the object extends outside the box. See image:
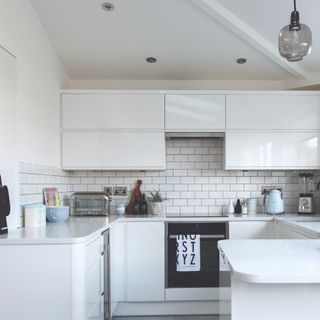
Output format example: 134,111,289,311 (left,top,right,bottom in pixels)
0,216,118,244
0,212,317,244
218,239,320,284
